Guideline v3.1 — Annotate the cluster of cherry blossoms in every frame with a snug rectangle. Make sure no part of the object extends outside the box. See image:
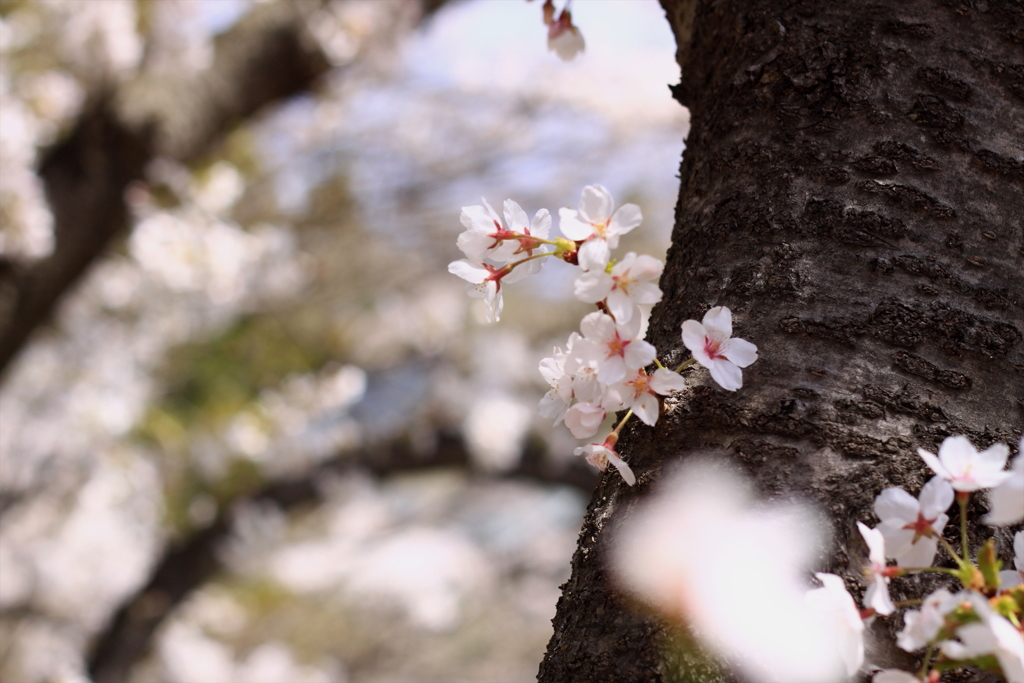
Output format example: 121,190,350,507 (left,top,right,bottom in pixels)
613,435,1024,683
448,185,758,485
